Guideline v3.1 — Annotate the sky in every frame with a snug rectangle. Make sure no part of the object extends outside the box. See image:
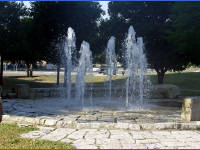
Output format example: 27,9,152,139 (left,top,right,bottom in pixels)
23,1,109,19
99,1,109,19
